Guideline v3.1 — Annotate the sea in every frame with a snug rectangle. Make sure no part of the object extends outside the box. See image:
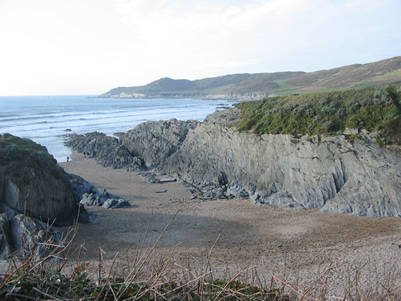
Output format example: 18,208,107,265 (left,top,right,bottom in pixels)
0,95,233,162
